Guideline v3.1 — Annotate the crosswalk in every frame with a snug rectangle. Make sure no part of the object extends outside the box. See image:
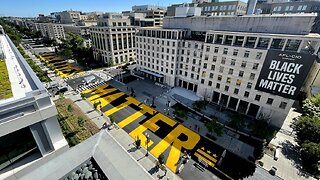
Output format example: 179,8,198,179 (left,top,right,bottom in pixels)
76,81,108,93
